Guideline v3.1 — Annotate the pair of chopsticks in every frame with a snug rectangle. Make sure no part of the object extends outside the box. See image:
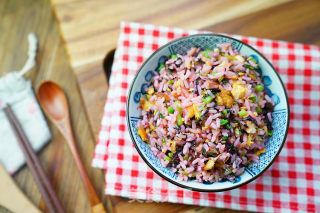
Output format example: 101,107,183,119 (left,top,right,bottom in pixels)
4,104,65,213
